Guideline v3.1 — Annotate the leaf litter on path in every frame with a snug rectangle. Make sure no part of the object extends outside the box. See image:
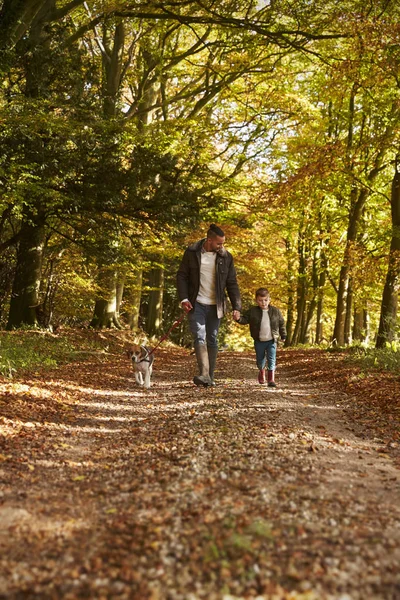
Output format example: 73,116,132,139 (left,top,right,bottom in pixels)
0,344,399,599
